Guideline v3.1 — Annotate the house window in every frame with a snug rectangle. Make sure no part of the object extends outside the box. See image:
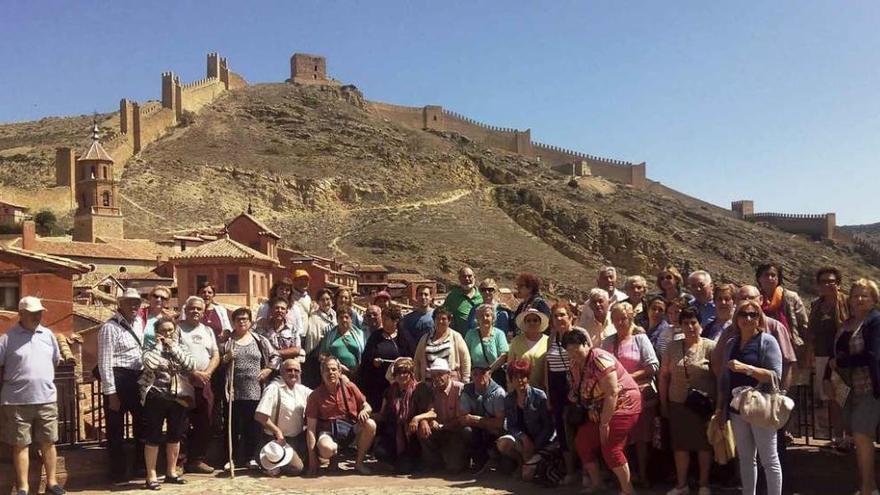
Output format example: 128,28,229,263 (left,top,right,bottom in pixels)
226,274,239,294
90,166,96,179
0,280,20,311
102,191,111,207
196,275,208,291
